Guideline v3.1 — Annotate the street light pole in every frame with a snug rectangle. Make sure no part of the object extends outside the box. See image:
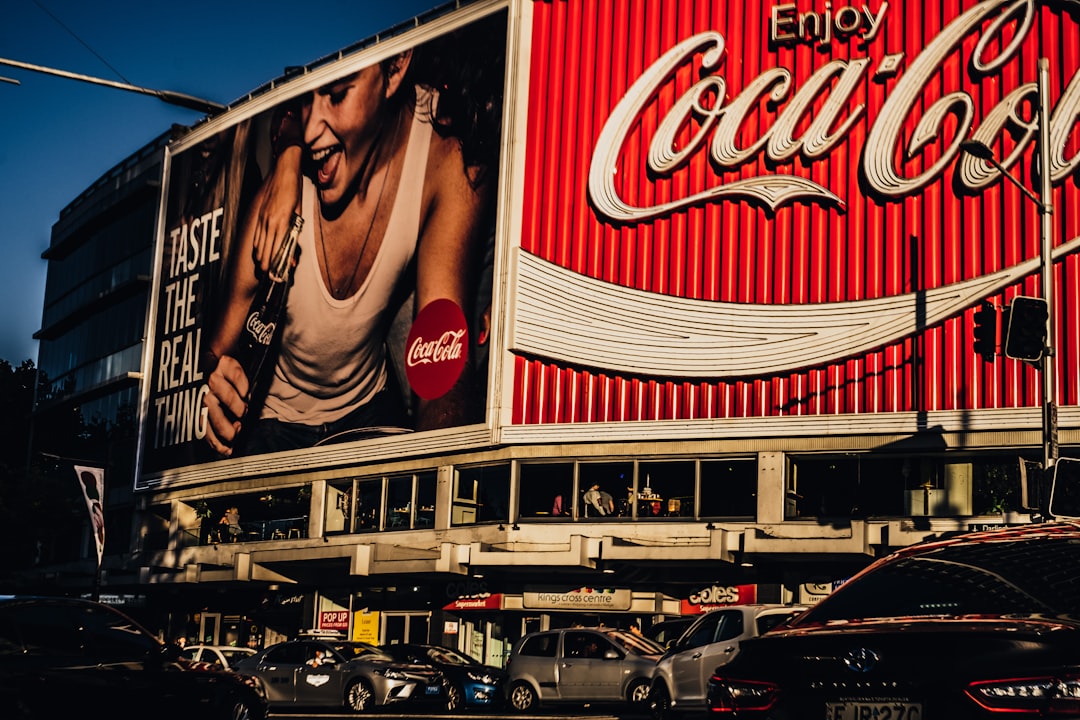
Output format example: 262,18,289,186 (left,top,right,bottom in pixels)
1037,58,1057,473
0,56,224,115
960,57,1057,475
